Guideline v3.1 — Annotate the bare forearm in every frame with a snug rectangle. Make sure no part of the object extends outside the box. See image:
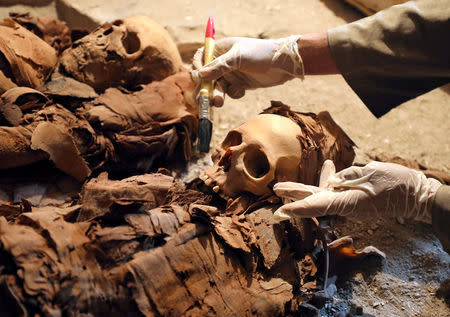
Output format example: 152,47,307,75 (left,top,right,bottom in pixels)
297,32,339,75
